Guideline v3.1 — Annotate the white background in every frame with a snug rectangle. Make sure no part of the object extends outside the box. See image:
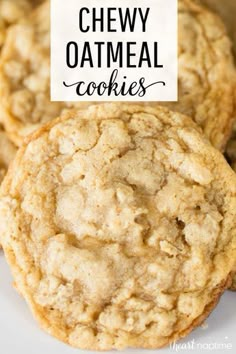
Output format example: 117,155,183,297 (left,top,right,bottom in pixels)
51,0,177,101
0,253,235,353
